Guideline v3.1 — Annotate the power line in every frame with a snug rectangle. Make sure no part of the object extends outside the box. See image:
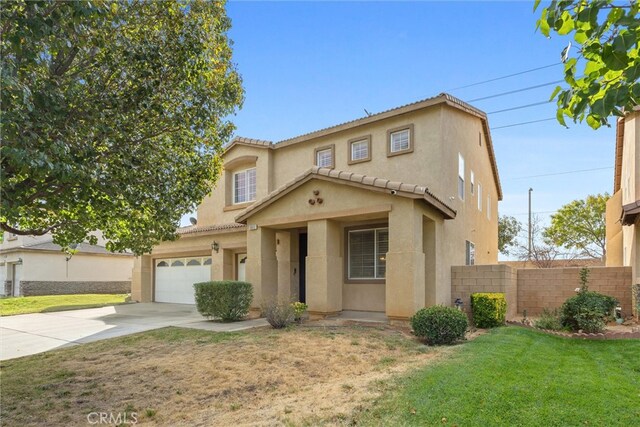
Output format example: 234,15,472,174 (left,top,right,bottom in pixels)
492,117,556,130
510,210,558,216
512,166,614,180
487,100,551,114
447,63,561,91
468,80,565,102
